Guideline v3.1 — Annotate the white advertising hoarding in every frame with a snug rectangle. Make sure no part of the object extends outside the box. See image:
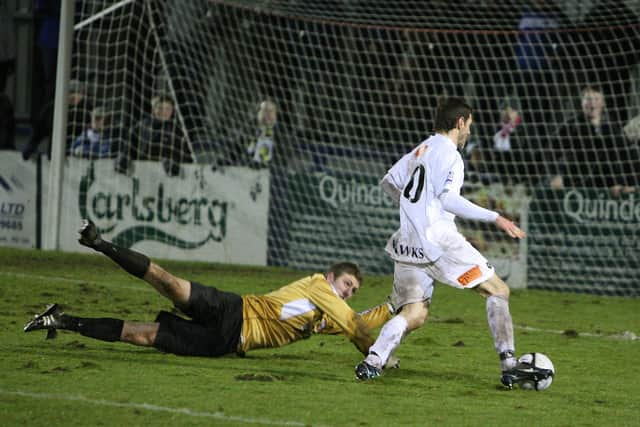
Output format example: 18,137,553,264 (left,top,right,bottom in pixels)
54,159,270,265
0,152,38,248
